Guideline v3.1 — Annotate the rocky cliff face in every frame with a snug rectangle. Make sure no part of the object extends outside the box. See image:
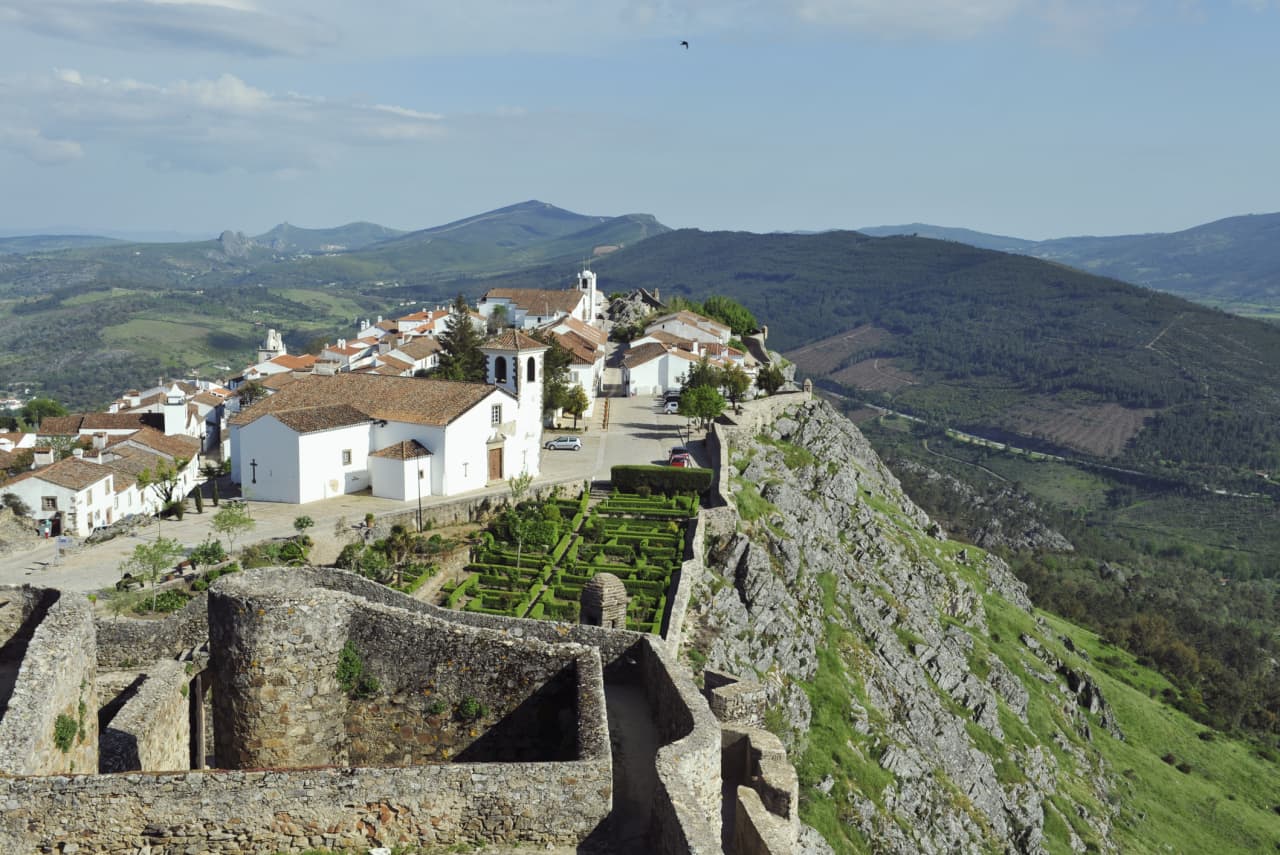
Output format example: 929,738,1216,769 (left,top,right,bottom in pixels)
688,399,1121,854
